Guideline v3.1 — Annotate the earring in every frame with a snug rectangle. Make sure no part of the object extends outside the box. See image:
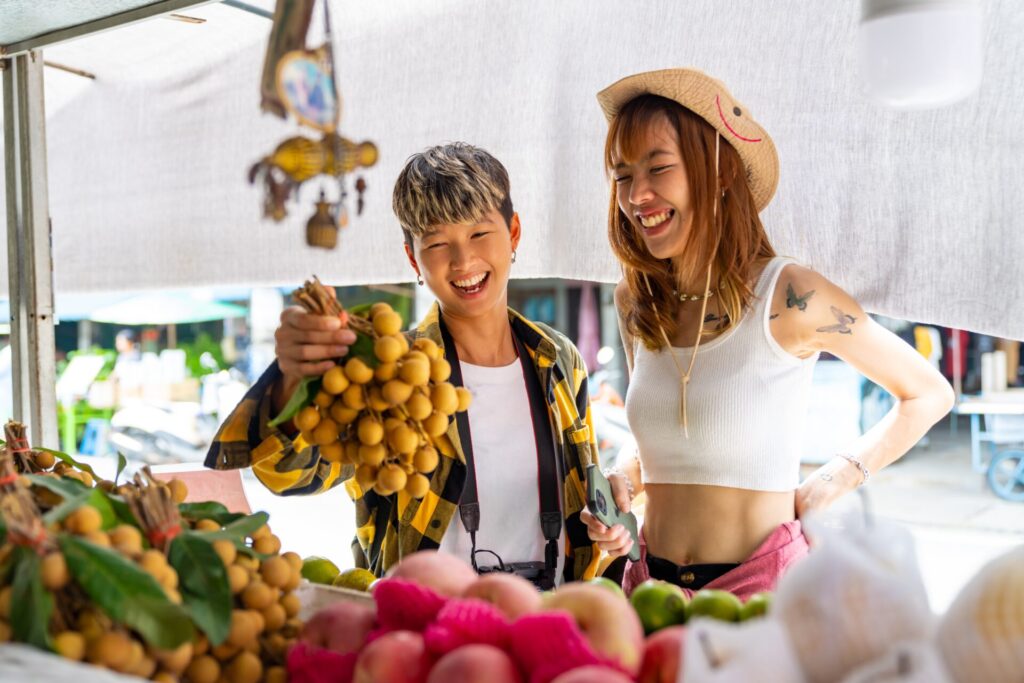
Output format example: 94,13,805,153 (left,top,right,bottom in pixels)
417,275,424,286
511,250,517,264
